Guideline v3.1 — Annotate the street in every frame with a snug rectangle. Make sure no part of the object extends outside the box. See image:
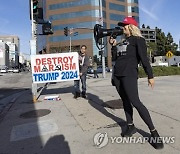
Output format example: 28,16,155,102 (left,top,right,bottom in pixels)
0,75,180,153
0,72,32,100
0,72,32,114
